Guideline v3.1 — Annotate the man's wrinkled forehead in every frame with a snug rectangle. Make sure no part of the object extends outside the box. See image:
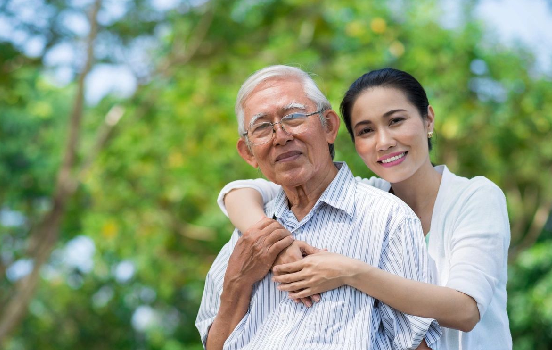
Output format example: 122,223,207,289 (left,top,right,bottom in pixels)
243,77,310,123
